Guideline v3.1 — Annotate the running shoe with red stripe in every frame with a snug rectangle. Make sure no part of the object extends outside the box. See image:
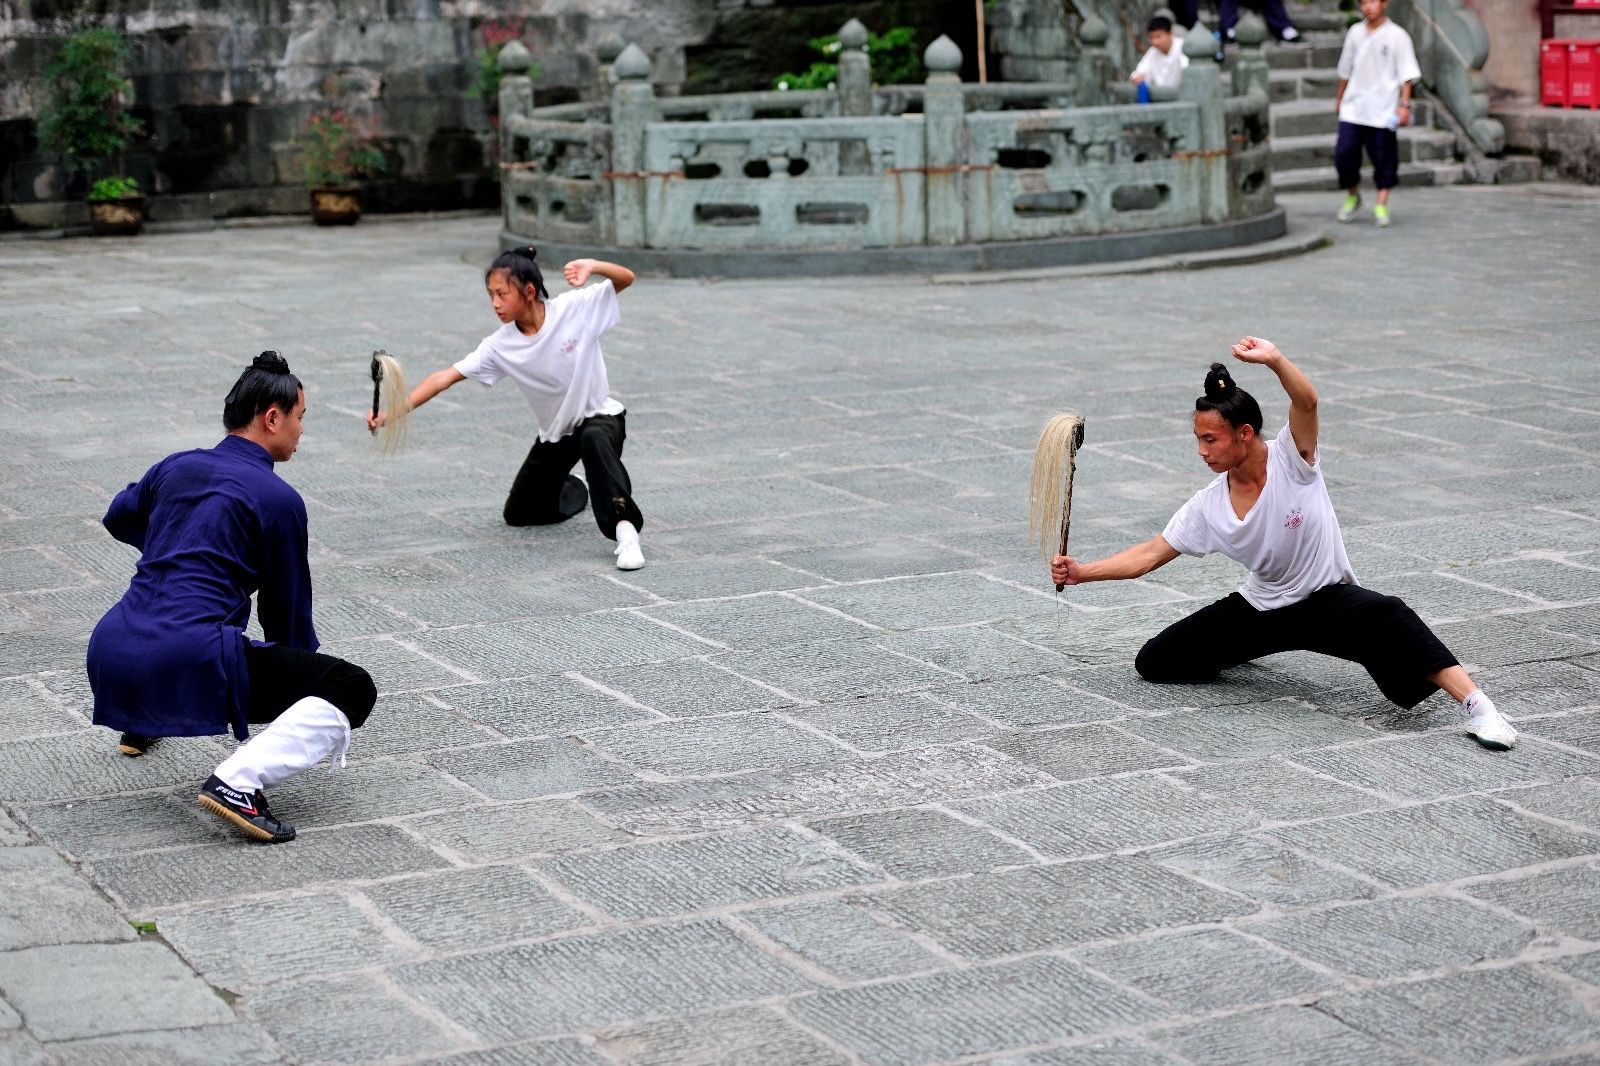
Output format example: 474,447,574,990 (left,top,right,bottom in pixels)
197,775,296,843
